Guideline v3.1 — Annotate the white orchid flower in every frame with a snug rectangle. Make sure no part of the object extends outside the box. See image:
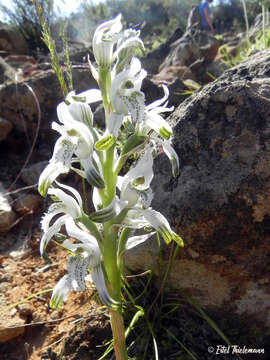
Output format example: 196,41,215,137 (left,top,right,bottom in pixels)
111,57,146,117
114,29,144,73
52,121,94,160
57,89,102,128
50,251,116,309
139,208,183,246
93,14,122,68
39,117,95,196
50,218,117,309
143,84,174,140
118,149,153,207
122,207,183,248
40,183,83,257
